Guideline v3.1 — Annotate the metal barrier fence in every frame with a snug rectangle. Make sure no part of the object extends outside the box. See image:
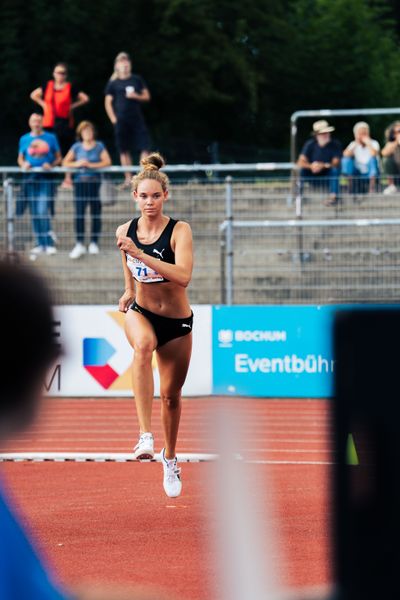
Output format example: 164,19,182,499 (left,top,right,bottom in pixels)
1,165,399,305
220,217,400,304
